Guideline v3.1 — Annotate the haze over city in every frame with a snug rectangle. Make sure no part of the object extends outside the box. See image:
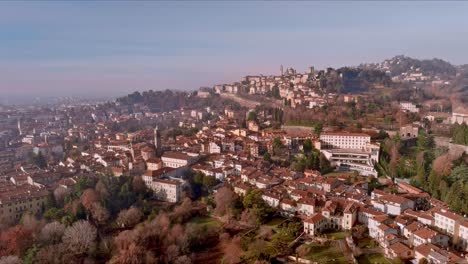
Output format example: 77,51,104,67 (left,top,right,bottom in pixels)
1,1,468,100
